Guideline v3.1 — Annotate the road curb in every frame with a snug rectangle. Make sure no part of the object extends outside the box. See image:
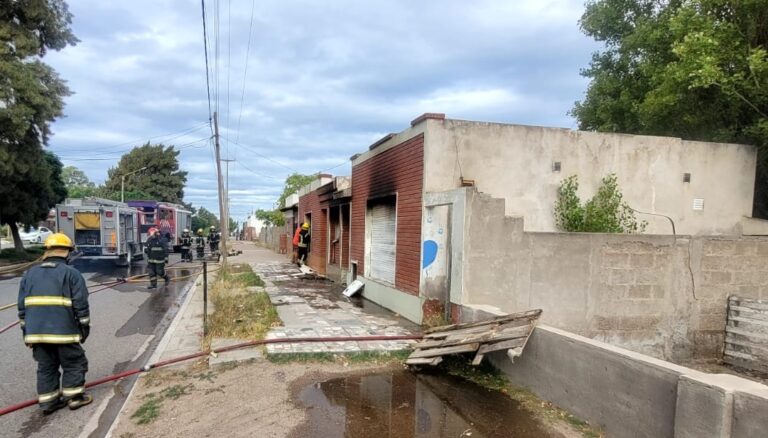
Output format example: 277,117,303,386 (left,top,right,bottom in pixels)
102,269,203,438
